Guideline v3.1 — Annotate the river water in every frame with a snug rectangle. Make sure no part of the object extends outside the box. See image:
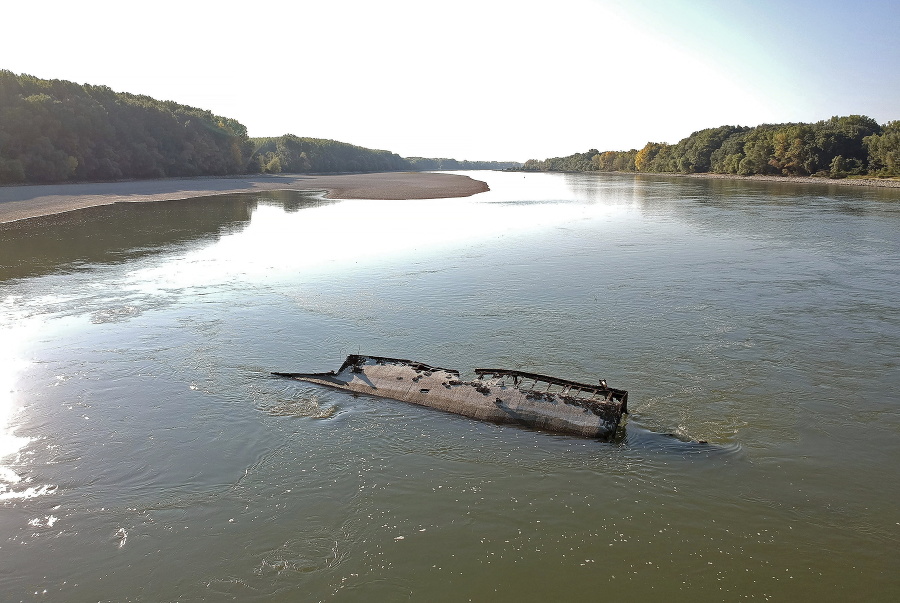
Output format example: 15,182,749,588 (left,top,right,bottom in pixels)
1,171,898,601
